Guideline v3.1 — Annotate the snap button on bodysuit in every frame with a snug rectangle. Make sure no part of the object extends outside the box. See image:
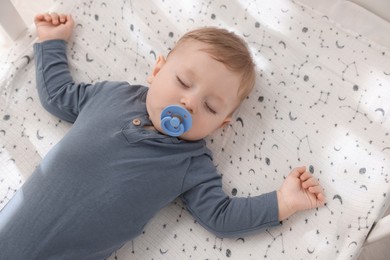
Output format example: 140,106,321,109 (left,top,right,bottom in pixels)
132,118,141,126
